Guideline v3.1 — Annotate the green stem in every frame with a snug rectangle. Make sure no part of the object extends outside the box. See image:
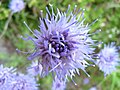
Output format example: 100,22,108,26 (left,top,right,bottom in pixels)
111,73,116,90
0,12,13,39
97,75,110,88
